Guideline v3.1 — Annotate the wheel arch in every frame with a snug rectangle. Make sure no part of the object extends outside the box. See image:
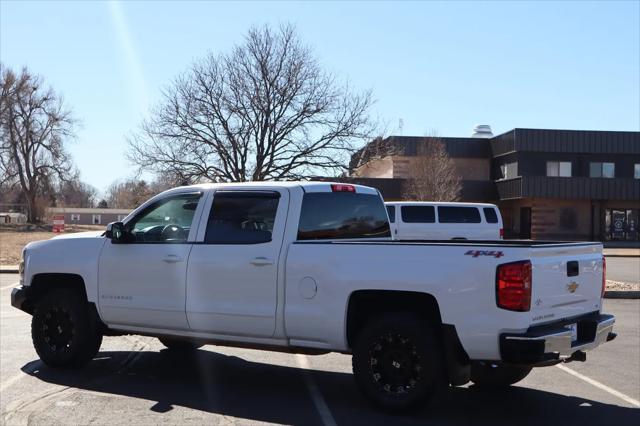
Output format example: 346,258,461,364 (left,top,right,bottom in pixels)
346,289,470,386
24,273,89,314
